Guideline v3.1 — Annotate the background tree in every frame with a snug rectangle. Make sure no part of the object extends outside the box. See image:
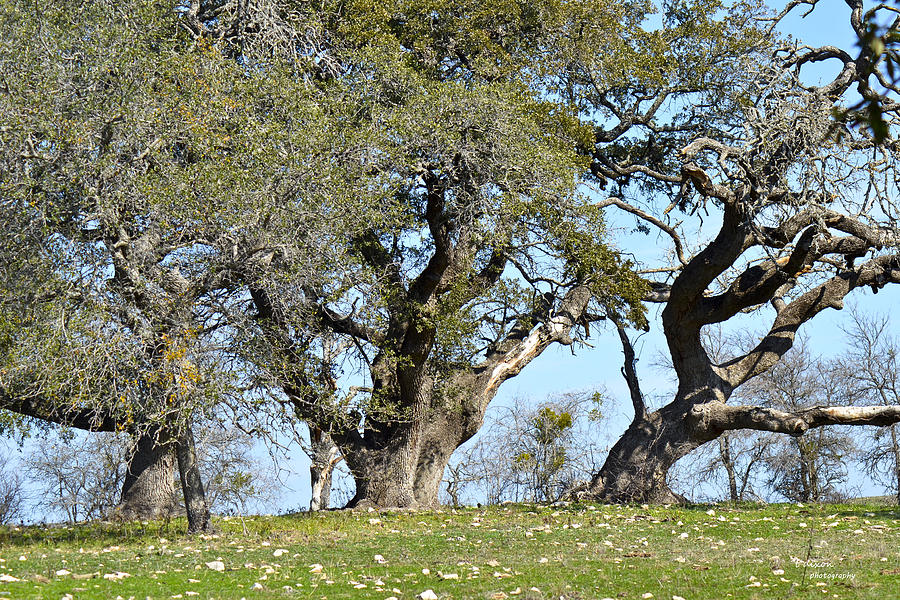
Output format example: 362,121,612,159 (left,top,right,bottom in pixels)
677,430,773,502
196,424,279,516
24,431,130,524
446,392,605,505
0,453,25,524
842,309,900,504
